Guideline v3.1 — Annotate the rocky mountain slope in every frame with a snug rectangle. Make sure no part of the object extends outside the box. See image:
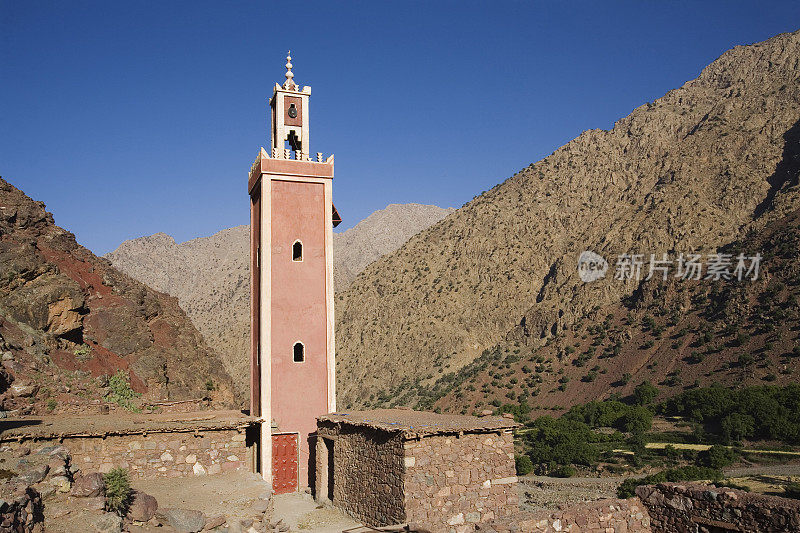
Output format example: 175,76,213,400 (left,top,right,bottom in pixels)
335,29,800,411
334,204,455,289
105,203,453,396
0,178,235,414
